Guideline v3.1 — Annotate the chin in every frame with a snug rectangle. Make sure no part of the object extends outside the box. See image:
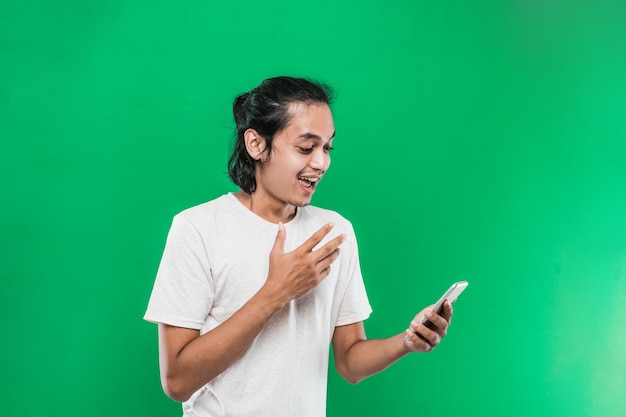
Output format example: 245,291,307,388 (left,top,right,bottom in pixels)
291,197,313,208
